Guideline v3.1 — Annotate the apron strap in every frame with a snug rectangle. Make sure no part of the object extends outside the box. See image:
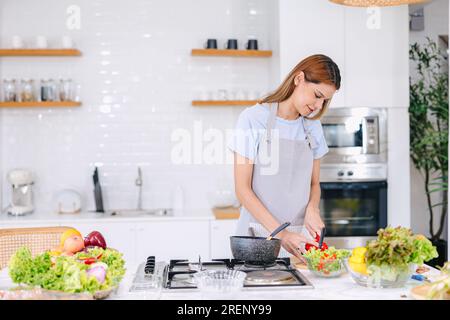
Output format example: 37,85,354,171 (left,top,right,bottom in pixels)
302,117,317,149
265,103,278,143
